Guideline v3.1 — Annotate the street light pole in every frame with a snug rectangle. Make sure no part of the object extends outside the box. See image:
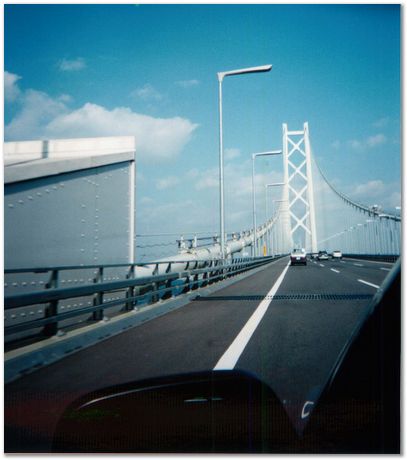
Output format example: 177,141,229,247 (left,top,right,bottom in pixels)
272,199,288,254
217,64,272,260
218,77,225,259
251,151,282,257
265,182,285,256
